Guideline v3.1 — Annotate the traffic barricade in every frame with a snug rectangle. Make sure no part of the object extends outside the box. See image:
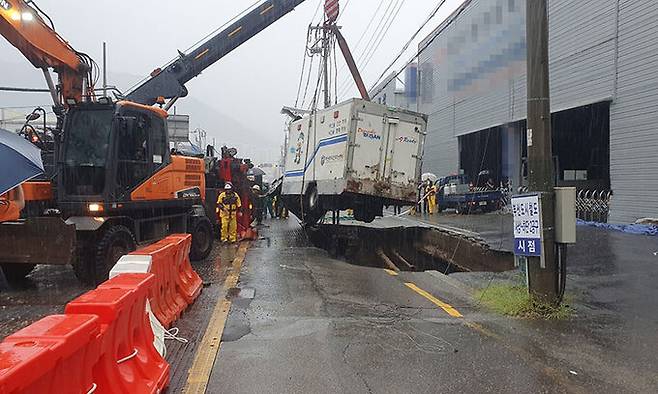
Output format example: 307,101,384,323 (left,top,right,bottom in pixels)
167,234,203,304
111,255,167,358
0,314,100,394
130,240,187,328
65,273,170,393
130,235,203,328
